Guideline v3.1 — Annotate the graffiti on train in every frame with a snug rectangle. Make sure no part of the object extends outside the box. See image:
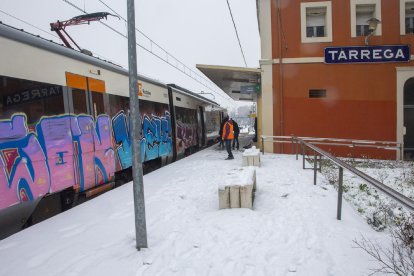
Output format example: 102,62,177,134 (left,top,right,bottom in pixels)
176,122,198,154
111,110,172,169
0,111,172,209
0,113,115,209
